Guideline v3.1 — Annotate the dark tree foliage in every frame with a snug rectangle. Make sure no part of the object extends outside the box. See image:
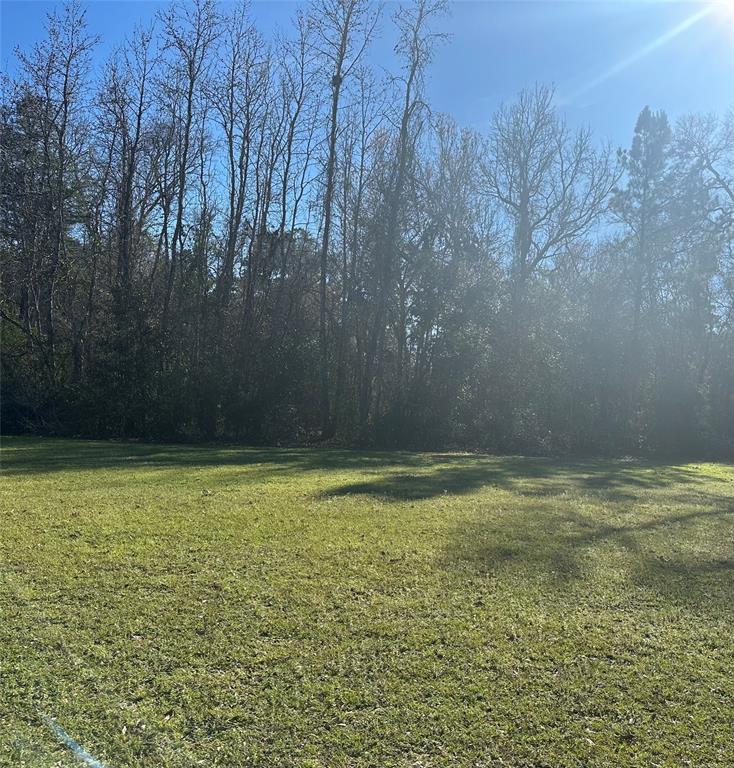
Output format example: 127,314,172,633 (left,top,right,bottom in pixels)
2,1,733,456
